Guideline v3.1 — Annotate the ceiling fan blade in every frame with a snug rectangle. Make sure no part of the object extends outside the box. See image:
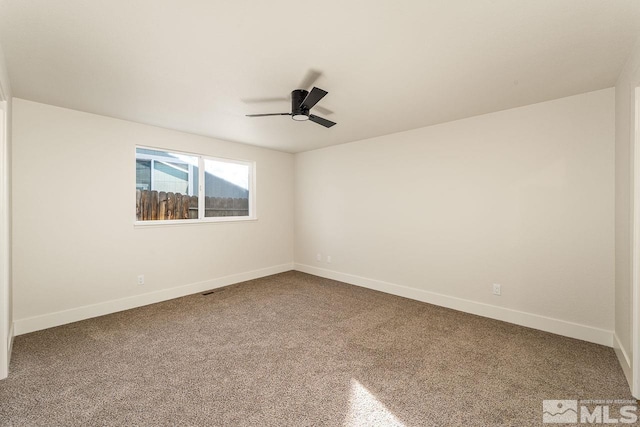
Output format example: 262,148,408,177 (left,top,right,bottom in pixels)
309,114,336,128
298,69,322,90
246,113,291,117
313,105,334,115
301,87,328,110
